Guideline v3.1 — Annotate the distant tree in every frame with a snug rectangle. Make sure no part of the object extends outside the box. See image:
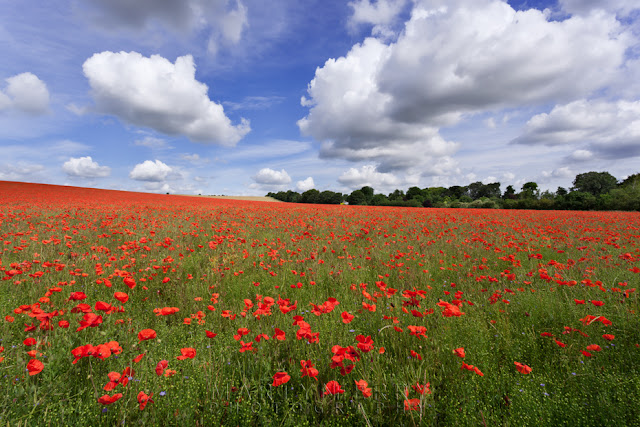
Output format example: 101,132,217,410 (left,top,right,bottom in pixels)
347,190,367,205
619,173,640,189
556,187,568,197
317,191,344,204
371,193,389,206
360,186,374,204
572,171,617,196
388,189,405,201
520,182,539,199
406,186,424,201
447,185,468,200
484,182,501,199
503,185,517,199
300,189,320,204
